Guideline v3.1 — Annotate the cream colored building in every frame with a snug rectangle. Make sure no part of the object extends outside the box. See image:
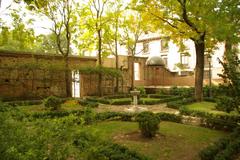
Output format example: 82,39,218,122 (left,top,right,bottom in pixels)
119,33,226,81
